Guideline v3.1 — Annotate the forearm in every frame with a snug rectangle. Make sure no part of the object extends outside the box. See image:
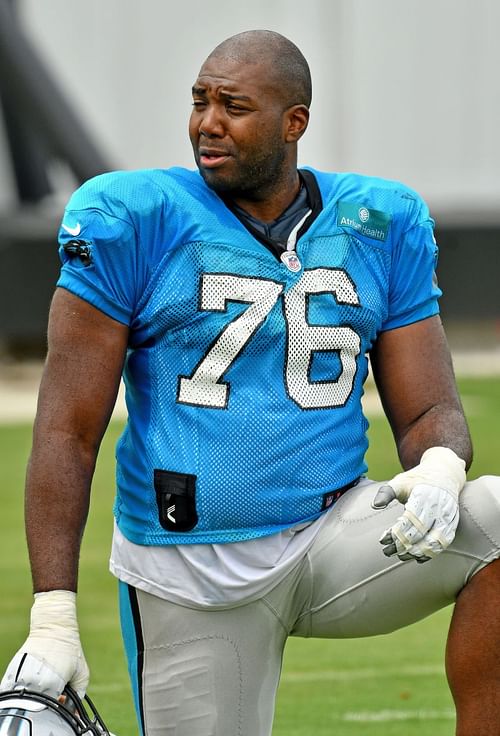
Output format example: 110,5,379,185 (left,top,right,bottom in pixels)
396,403,473,471
25,428,98,593
371,317,473,473
24,291,128,592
